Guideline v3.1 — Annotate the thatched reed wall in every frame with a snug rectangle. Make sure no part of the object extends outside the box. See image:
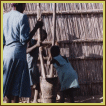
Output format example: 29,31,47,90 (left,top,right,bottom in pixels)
3,3,103,96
